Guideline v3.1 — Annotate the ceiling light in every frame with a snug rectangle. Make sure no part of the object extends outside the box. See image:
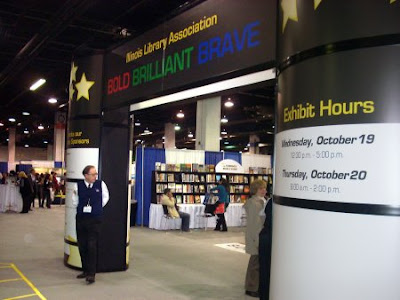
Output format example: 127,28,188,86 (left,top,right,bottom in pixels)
24,130,29,134
224,141,229,145
134,120,141,126
22,112,30,116
244,147,248,151
48,98,58,104
0,122,4,126
224,98,234,107
188,132,194,138
140,128,152,136
43,141,48,144
176,110,184,118
8,118,16,122
6,138,9,141
221,129,227,135
29,79,46,91
17,123,22,126
174,124,181,131
162,136,165,139
272,125,275,128
136,139,141,143
221,116,228,123
267,131,274,134
24,144,29,148
38,125,44,130
219,137,222,140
